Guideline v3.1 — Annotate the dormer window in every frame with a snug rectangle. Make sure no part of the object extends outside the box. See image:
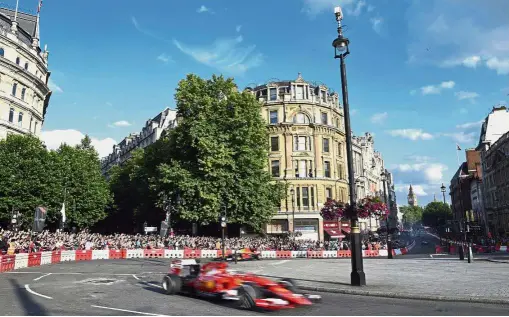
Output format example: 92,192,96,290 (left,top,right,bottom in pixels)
295,85,304,99
321,91,327,102
269,88,277,101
